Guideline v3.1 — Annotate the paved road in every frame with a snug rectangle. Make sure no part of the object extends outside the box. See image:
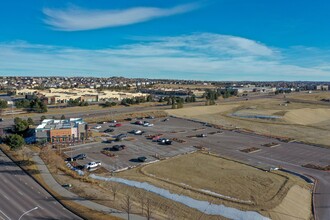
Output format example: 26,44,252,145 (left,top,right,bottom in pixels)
32,154,146,220
0,151,81,220
0,93,274,129
0,104,170,129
